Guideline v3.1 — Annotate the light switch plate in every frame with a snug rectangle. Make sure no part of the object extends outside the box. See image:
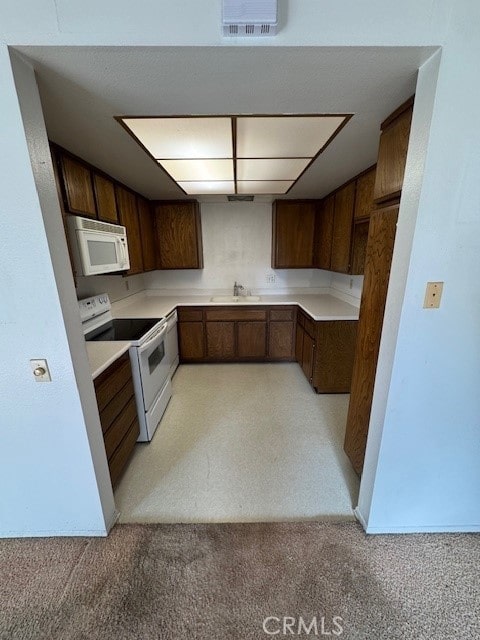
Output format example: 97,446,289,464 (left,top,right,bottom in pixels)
424,282,444,309
30,359,51,382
